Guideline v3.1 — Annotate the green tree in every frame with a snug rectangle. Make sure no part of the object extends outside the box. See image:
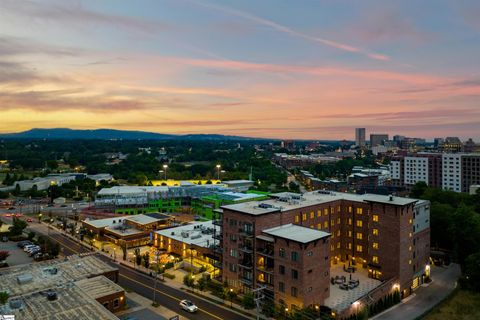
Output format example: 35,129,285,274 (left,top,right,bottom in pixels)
464,252,480,292
410,181,428,198
449,204,480,265
50,242,60,257
142,252,150,269
0,250,10,261
28,231,36,240
0,291,9,305
134,248,142,266
241,292,255,310
197,277,207,292
9,217,28,236
183,274,195,288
